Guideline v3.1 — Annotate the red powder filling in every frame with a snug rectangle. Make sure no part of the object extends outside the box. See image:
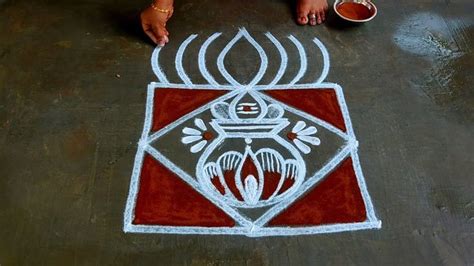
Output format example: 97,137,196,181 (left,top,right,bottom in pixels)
133,154,235,227
151,88,227,132
336,2,374,20
265,89,347,132
268,157,367,226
